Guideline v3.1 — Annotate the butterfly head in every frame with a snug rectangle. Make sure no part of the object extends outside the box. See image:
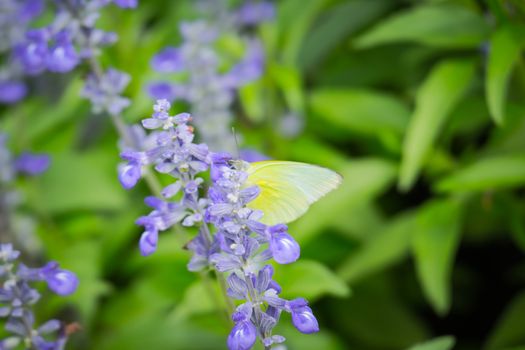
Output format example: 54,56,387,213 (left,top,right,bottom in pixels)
227,159,250,172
